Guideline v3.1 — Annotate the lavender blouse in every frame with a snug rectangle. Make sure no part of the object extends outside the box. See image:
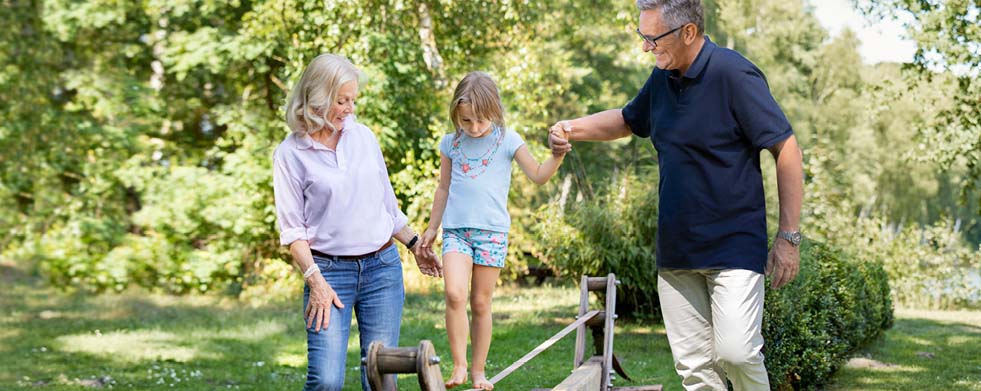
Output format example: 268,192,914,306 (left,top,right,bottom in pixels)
273,116,407,255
